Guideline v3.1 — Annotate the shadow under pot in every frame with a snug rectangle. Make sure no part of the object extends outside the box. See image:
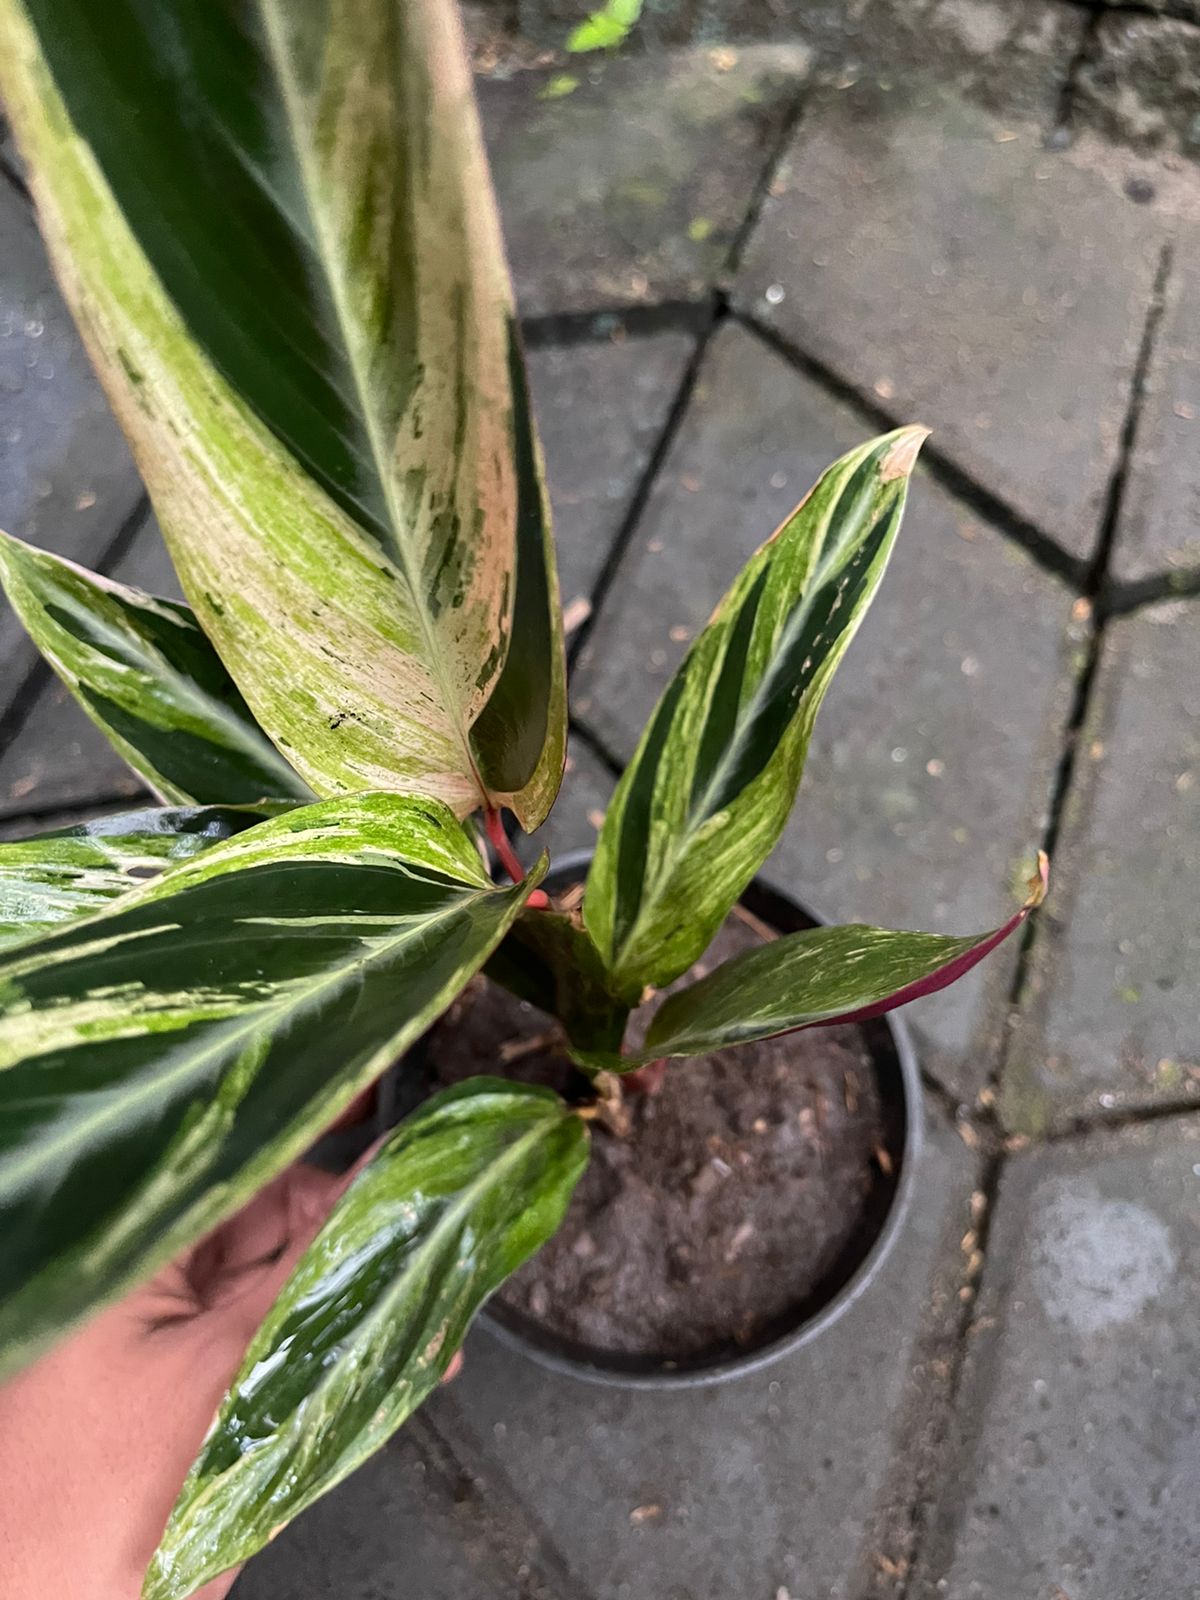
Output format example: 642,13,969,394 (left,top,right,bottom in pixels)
409,848,923,1390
